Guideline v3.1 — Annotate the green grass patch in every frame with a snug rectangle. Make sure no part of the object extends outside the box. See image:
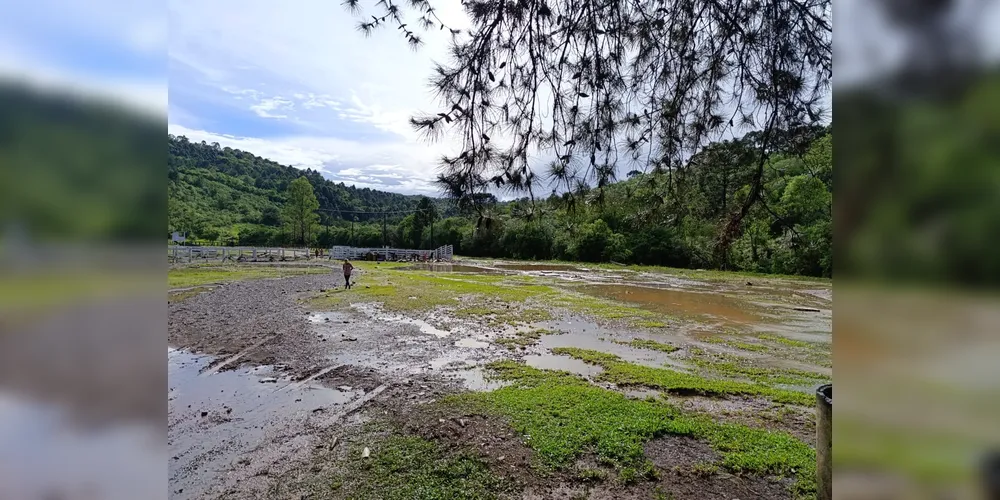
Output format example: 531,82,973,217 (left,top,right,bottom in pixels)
329,435,515,500
759,334,819,350
1,271,157,315
450,361,817,498
635,320,668,328
687,348,829,386
311,267,557,319
168,286,214,303
614,338,680,353
552,348,814,406
495,328,561,350
690,462,721,476
545,291,669,328
168,264,328,288
832,416,985,489
702,335,770,353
